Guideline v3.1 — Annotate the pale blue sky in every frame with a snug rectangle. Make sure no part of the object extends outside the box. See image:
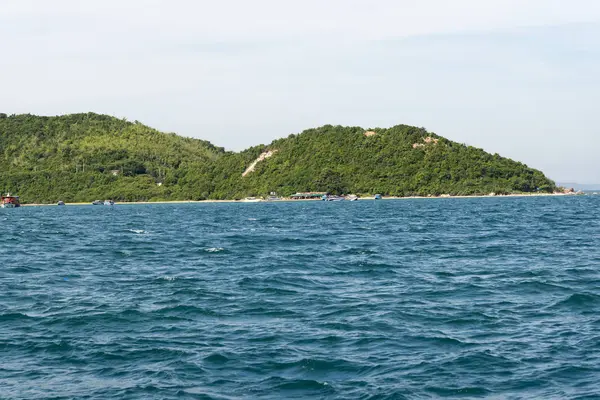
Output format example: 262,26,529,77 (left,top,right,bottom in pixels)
1,0,599,183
